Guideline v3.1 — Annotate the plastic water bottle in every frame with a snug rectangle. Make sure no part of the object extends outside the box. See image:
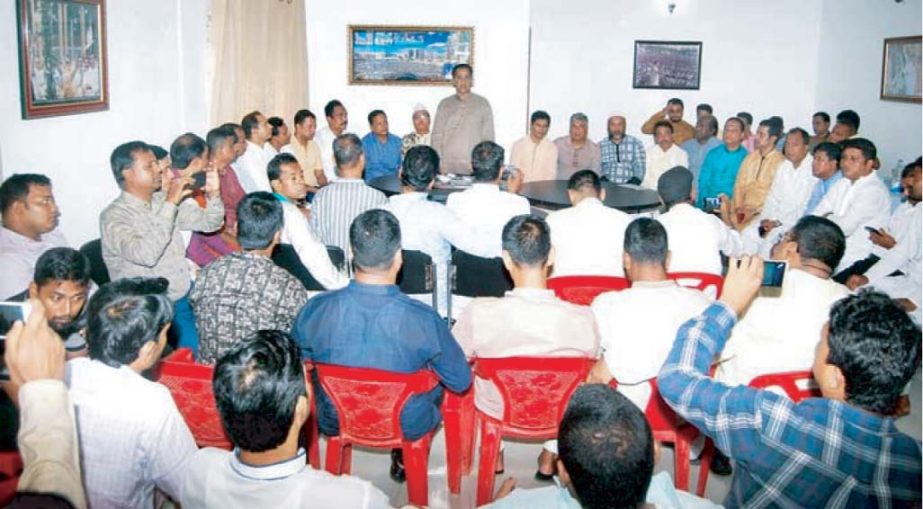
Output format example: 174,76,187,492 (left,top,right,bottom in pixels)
888,159,904,211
